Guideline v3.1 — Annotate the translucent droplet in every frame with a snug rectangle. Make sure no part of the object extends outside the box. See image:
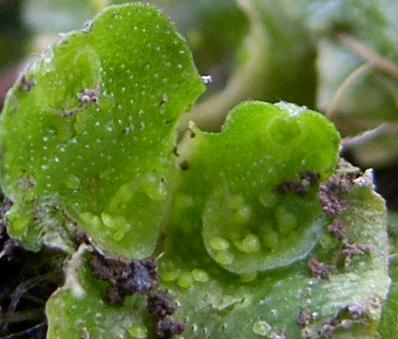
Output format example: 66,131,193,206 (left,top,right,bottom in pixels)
128,324,147,338
80,212,101,228
112,227,127,242
240,272,258,283
210,237,230,251
252,320,272,336
177,272,193,289
239,233,261,253
66,175,80,190
101,212,114,228
192,268,209,282
162,270,180,282
142,174,166,201
214,251,234,265
235,205,252,224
